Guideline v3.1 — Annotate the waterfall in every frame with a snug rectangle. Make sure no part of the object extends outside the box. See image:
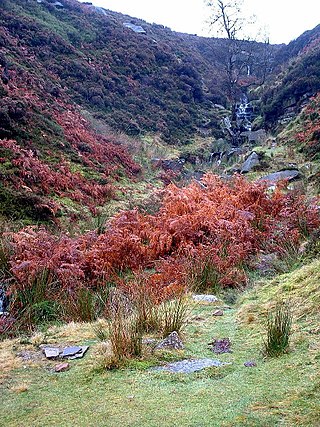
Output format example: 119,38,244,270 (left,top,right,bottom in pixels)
236,95,253,131
0,287,8,315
